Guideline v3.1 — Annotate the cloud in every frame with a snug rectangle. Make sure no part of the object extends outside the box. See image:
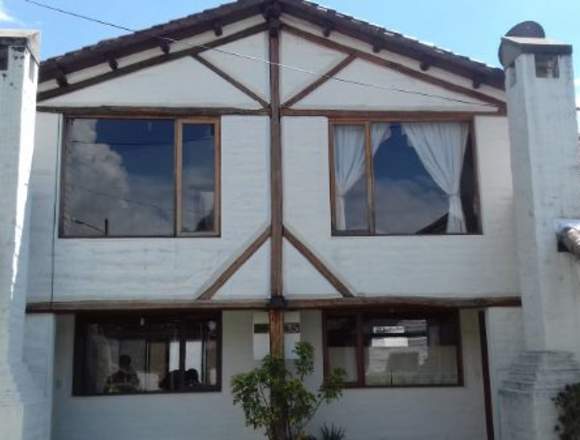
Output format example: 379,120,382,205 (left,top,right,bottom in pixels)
575,78,580,88
0,1,15,23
